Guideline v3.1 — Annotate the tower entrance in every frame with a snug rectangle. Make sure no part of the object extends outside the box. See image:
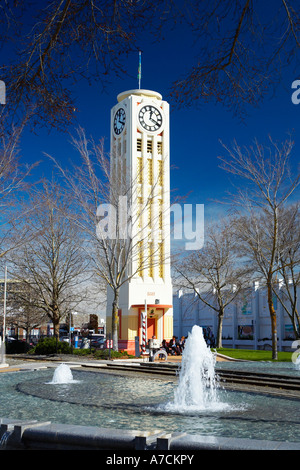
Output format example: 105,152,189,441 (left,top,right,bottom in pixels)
147,317,156,339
